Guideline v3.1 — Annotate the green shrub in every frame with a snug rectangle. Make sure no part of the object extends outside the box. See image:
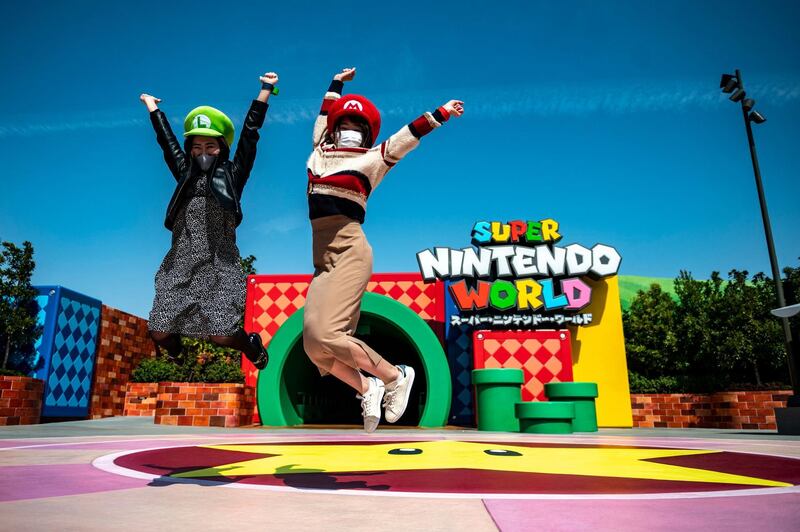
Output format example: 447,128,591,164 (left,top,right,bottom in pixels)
131,356,244,384
130,358,184,383
628,372,681,394
198,359,244,384
0,368,27,377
